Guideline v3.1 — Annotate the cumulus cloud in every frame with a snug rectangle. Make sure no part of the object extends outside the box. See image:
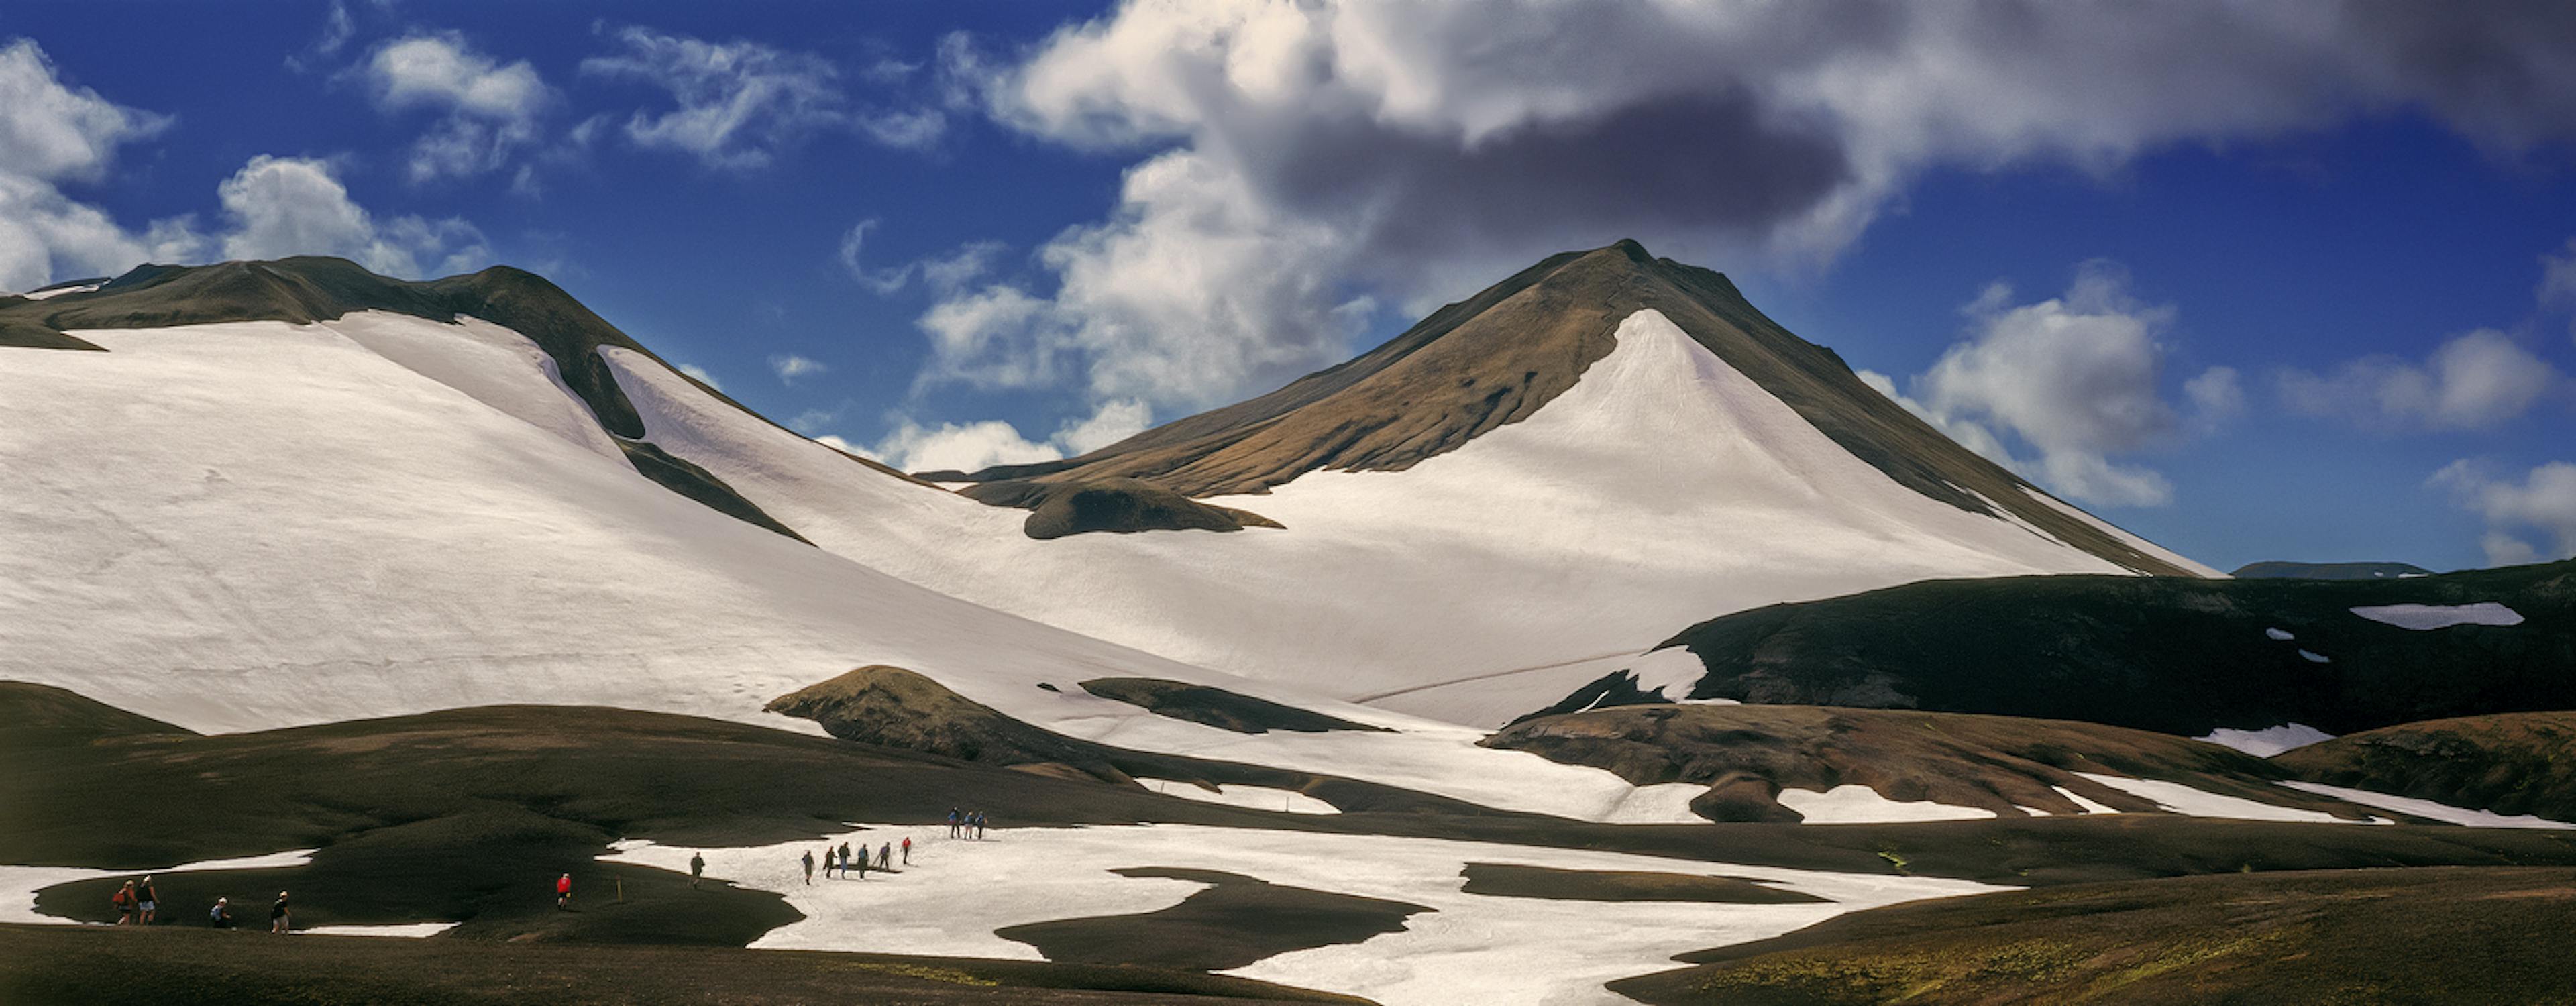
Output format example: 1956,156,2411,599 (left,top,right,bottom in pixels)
364,33,554,183
851,398,1156,473
1867,263,2233,507
2433,459,2576,565
2279,329,2563,431
918,0,2576,416
286,0,357,72
580,26,943,170
217,155,492,278
769,354,828,384
0,38,204,292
